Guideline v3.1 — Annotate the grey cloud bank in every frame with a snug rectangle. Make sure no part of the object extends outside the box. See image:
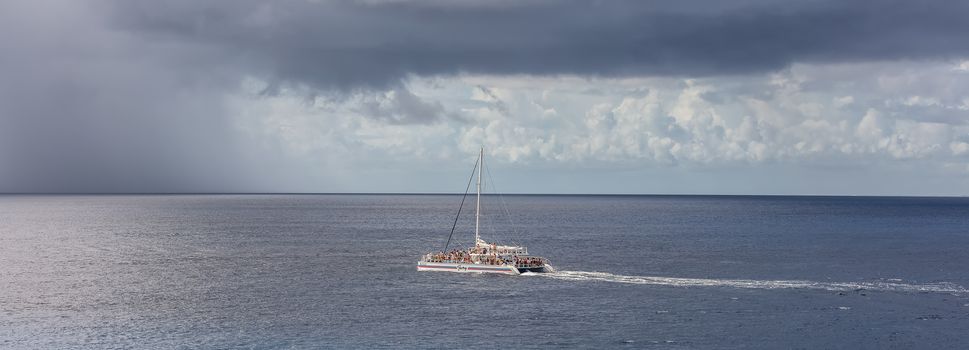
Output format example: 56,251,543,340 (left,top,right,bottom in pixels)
0,1,290,192
1,0,968,194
